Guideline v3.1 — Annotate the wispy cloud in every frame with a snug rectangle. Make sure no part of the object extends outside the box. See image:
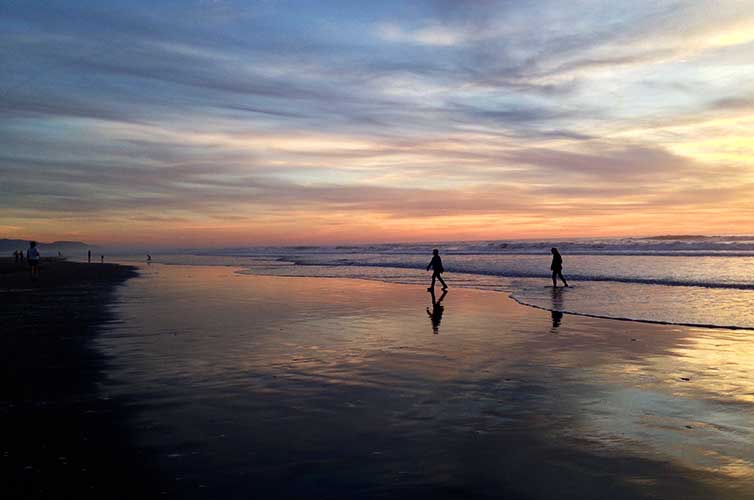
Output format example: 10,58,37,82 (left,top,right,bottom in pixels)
375,21,470,46
2,0,754,245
